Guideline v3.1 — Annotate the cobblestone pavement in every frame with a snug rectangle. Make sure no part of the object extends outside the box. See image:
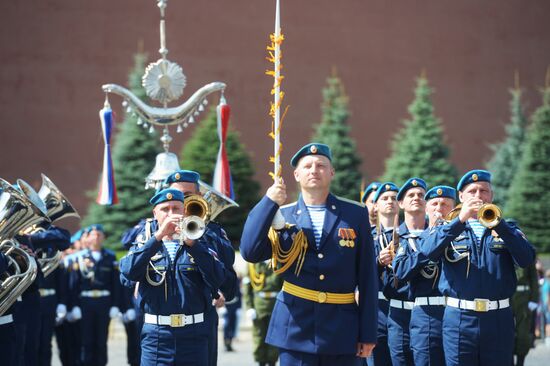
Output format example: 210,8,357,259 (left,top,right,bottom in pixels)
51,320,550,366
